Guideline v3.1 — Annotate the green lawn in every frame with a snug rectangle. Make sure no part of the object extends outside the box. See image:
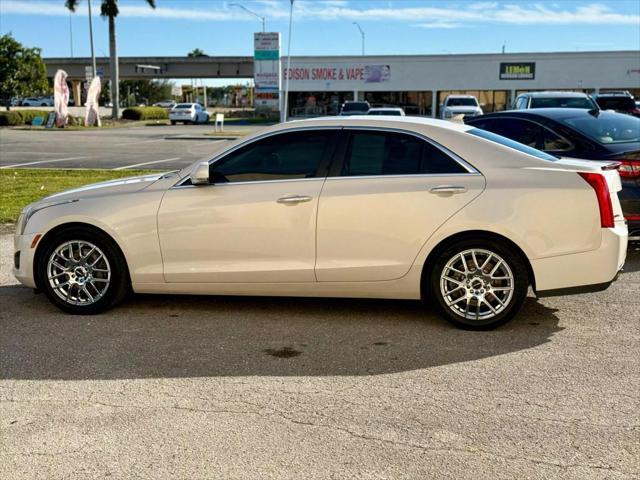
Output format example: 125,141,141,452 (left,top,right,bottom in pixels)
0,169,161,225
